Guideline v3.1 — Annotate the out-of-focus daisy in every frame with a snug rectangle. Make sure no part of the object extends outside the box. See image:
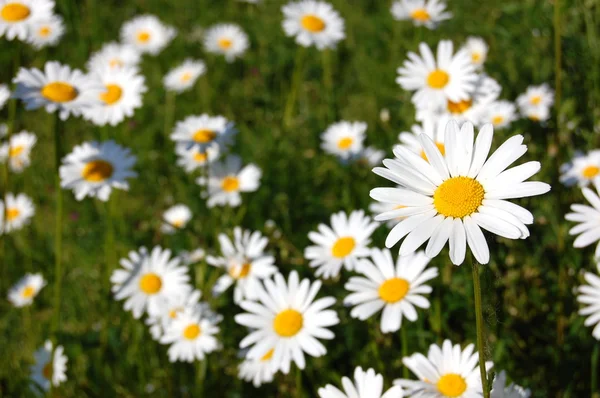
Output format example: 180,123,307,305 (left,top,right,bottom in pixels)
480,100,517,130
235,271,339,374
576,262,600,340
197,155,262,208
396,340,492,397
120,14,176,55
13,61,104,120
358,146,385,166
390,0,451,29
160,305,220,362
0,0,54,41
491,371,531,398
160,204,192,234
178,248,206,265
30,340,68,392
26,14,64,49
282,0,345,50
0,130,37,172
370,199,408,229
397,113,449,160
111,246,191,319
516,84,554,113
204,24,249,62
397,41,477,110
146,289,202,340
318,367,404,398
0,192,35,234
321,121,366,161
7,273,45,307
238,348,276,387
565,180,600,259
163,59,206,93
87,42,141,72
0,83,10,109
83,66,147,126
175,144,219,173
371,122,551,265
207,227,277,303
60,140,137,202
344,249,437,333
560,150,600,187
521,105,550,122
170,114,236,151
462,37,488,68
